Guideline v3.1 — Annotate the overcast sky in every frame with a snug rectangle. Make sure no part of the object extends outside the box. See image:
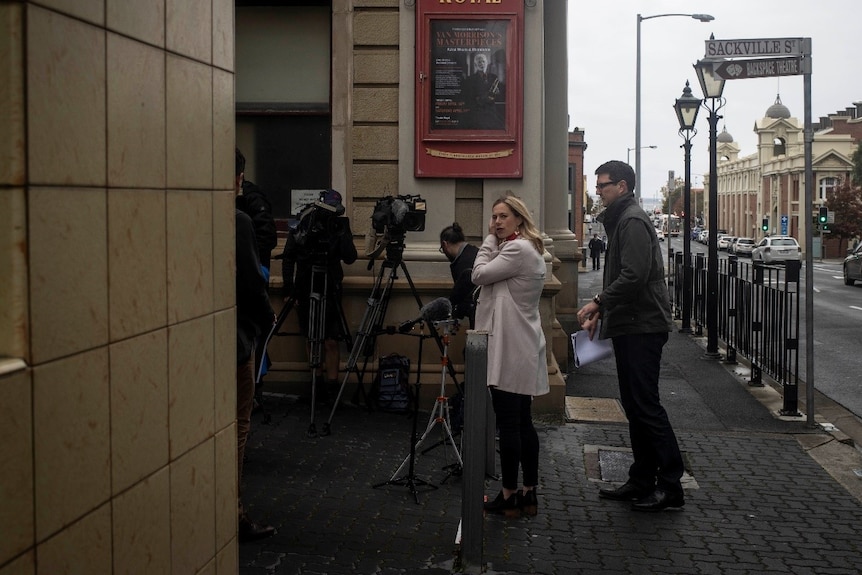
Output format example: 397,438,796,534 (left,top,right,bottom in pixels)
567,0,861,208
